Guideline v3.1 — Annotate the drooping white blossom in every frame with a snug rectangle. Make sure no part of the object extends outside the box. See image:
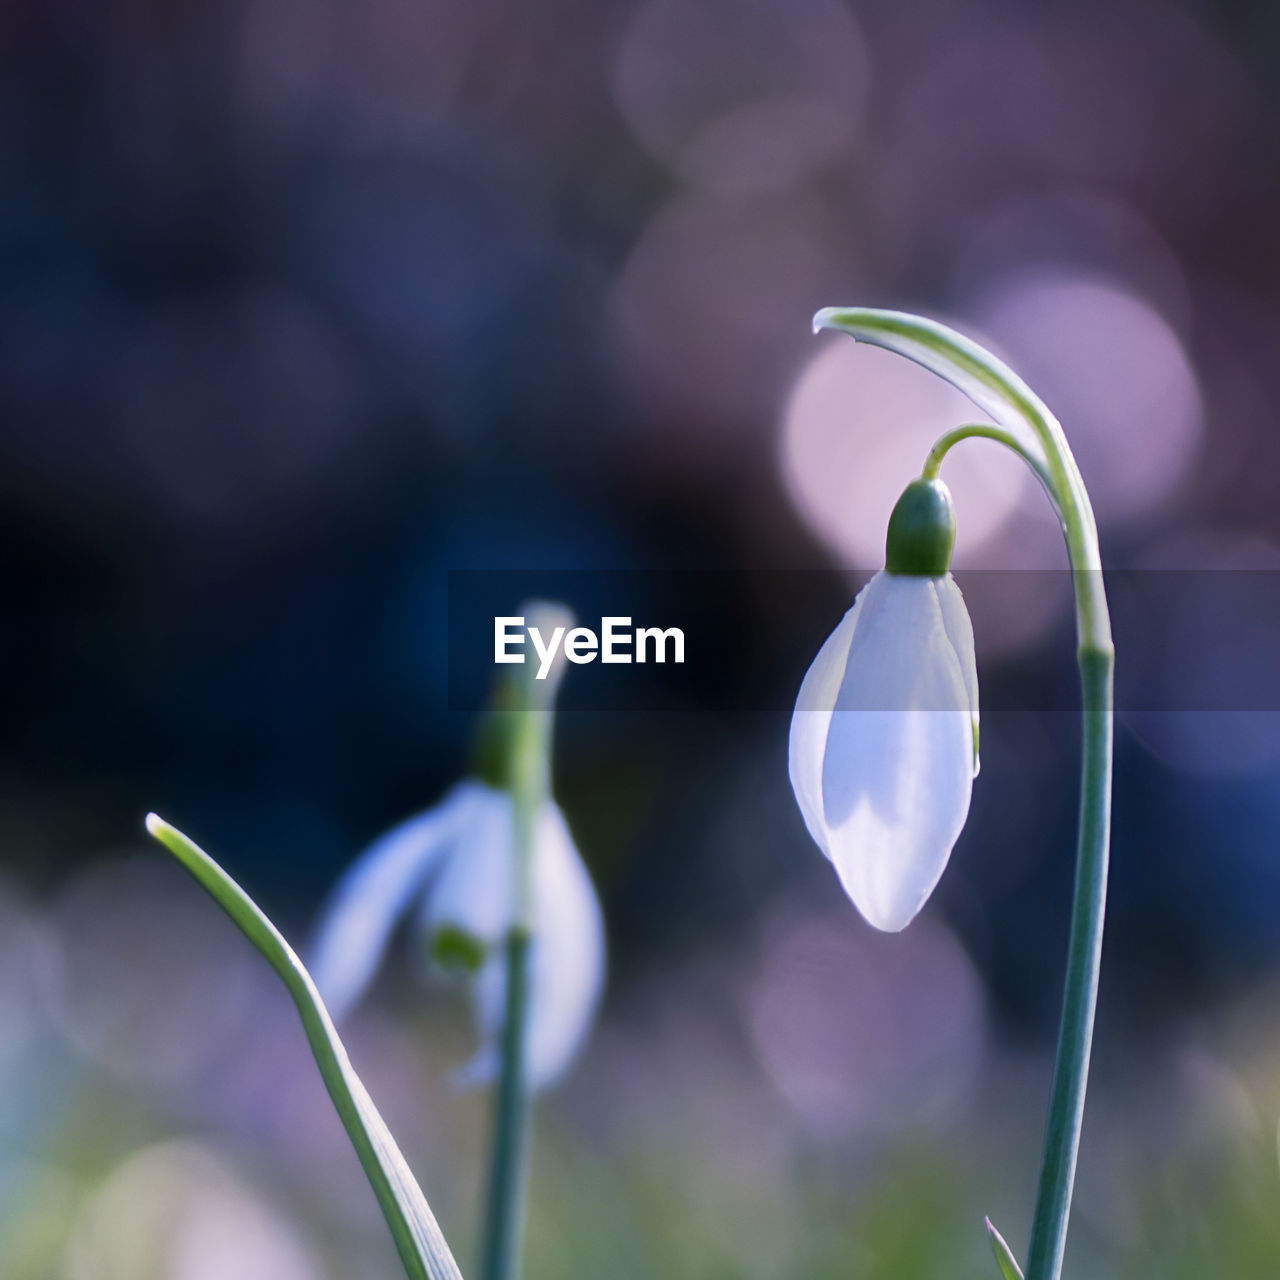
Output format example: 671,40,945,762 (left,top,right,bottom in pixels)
789,570,979,931
310,780,605,1090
